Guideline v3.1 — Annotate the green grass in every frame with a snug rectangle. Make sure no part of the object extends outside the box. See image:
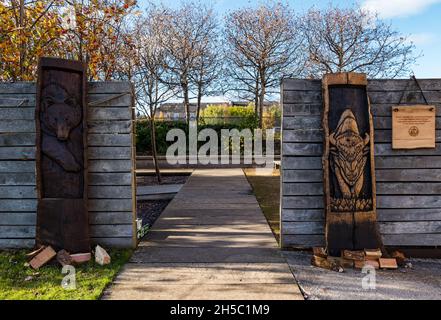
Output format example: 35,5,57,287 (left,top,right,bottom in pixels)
0,249,132,300
244,168,280,243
